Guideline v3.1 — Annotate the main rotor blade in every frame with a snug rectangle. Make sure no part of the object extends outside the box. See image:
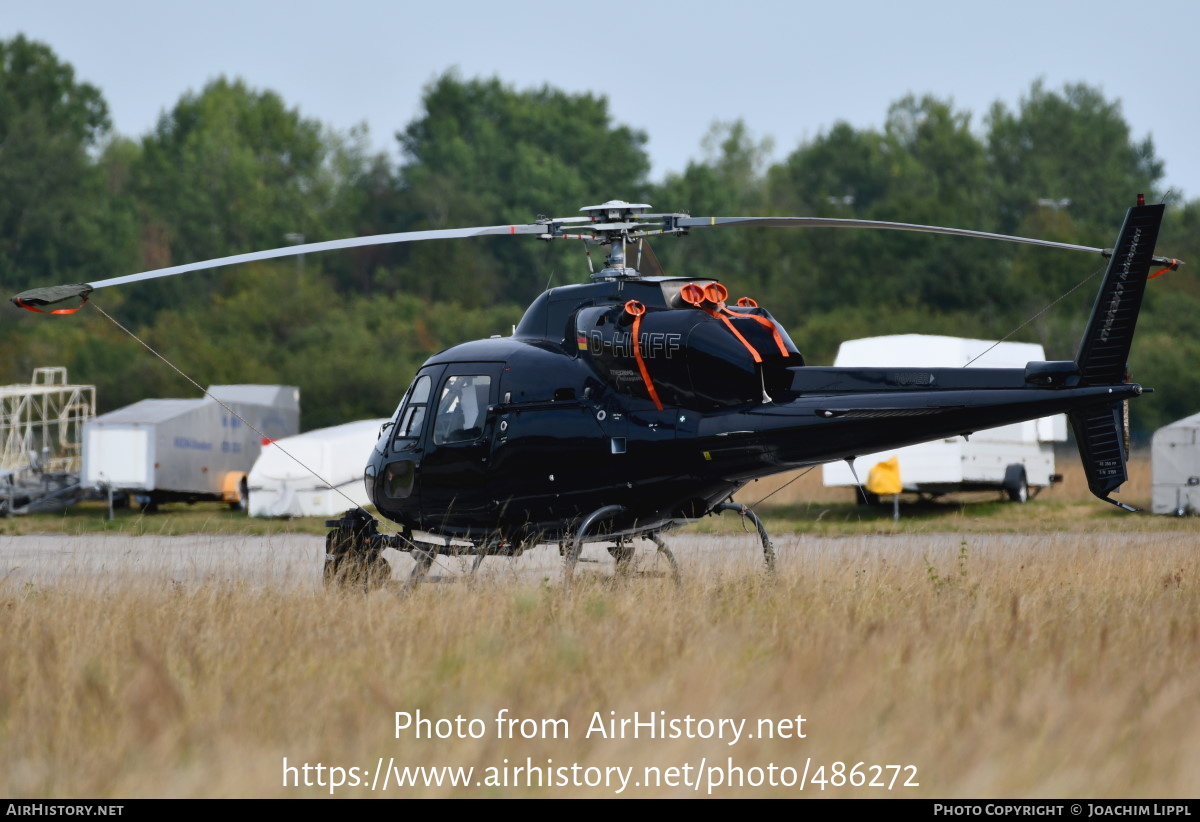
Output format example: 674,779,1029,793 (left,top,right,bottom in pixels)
12,223,549,306
680,216,1107,257
676,215,1181,269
